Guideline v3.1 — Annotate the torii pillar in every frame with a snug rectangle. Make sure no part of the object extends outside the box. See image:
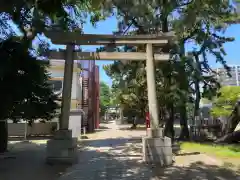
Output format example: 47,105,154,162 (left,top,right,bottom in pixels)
142,43,172,166
46,44,78,164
